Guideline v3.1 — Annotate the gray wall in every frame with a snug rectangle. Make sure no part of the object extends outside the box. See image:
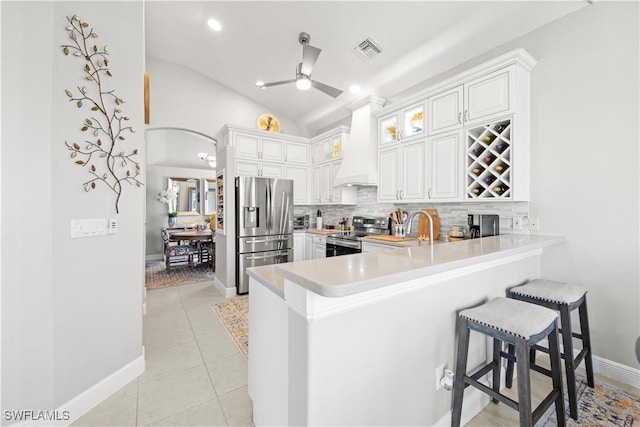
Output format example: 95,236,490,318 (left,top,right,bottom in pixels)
1,0,145,417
